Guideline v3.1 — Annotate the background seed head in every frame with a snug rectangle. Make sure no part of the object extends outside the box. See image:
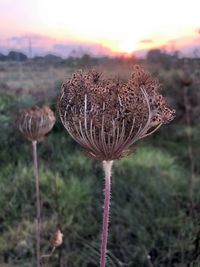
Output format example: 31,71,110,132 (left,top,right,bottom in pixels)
16,106,56,142
180,71,193,87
